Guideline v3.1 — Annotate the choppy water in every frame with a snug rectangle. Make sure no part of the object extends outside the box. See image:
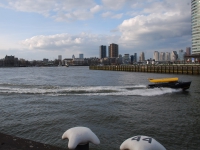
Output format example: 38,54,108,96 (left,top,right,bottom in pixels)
0,66,199,150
